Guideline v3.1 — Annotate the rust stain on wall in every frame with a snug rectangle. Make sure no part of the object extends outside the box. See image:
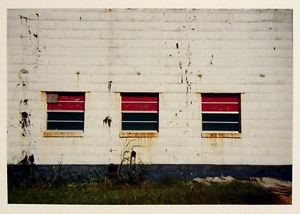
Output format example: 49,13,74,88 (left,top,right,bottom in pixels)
202,132,241,138
43,131,83,138
119,132,158,138
76,71,80,85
